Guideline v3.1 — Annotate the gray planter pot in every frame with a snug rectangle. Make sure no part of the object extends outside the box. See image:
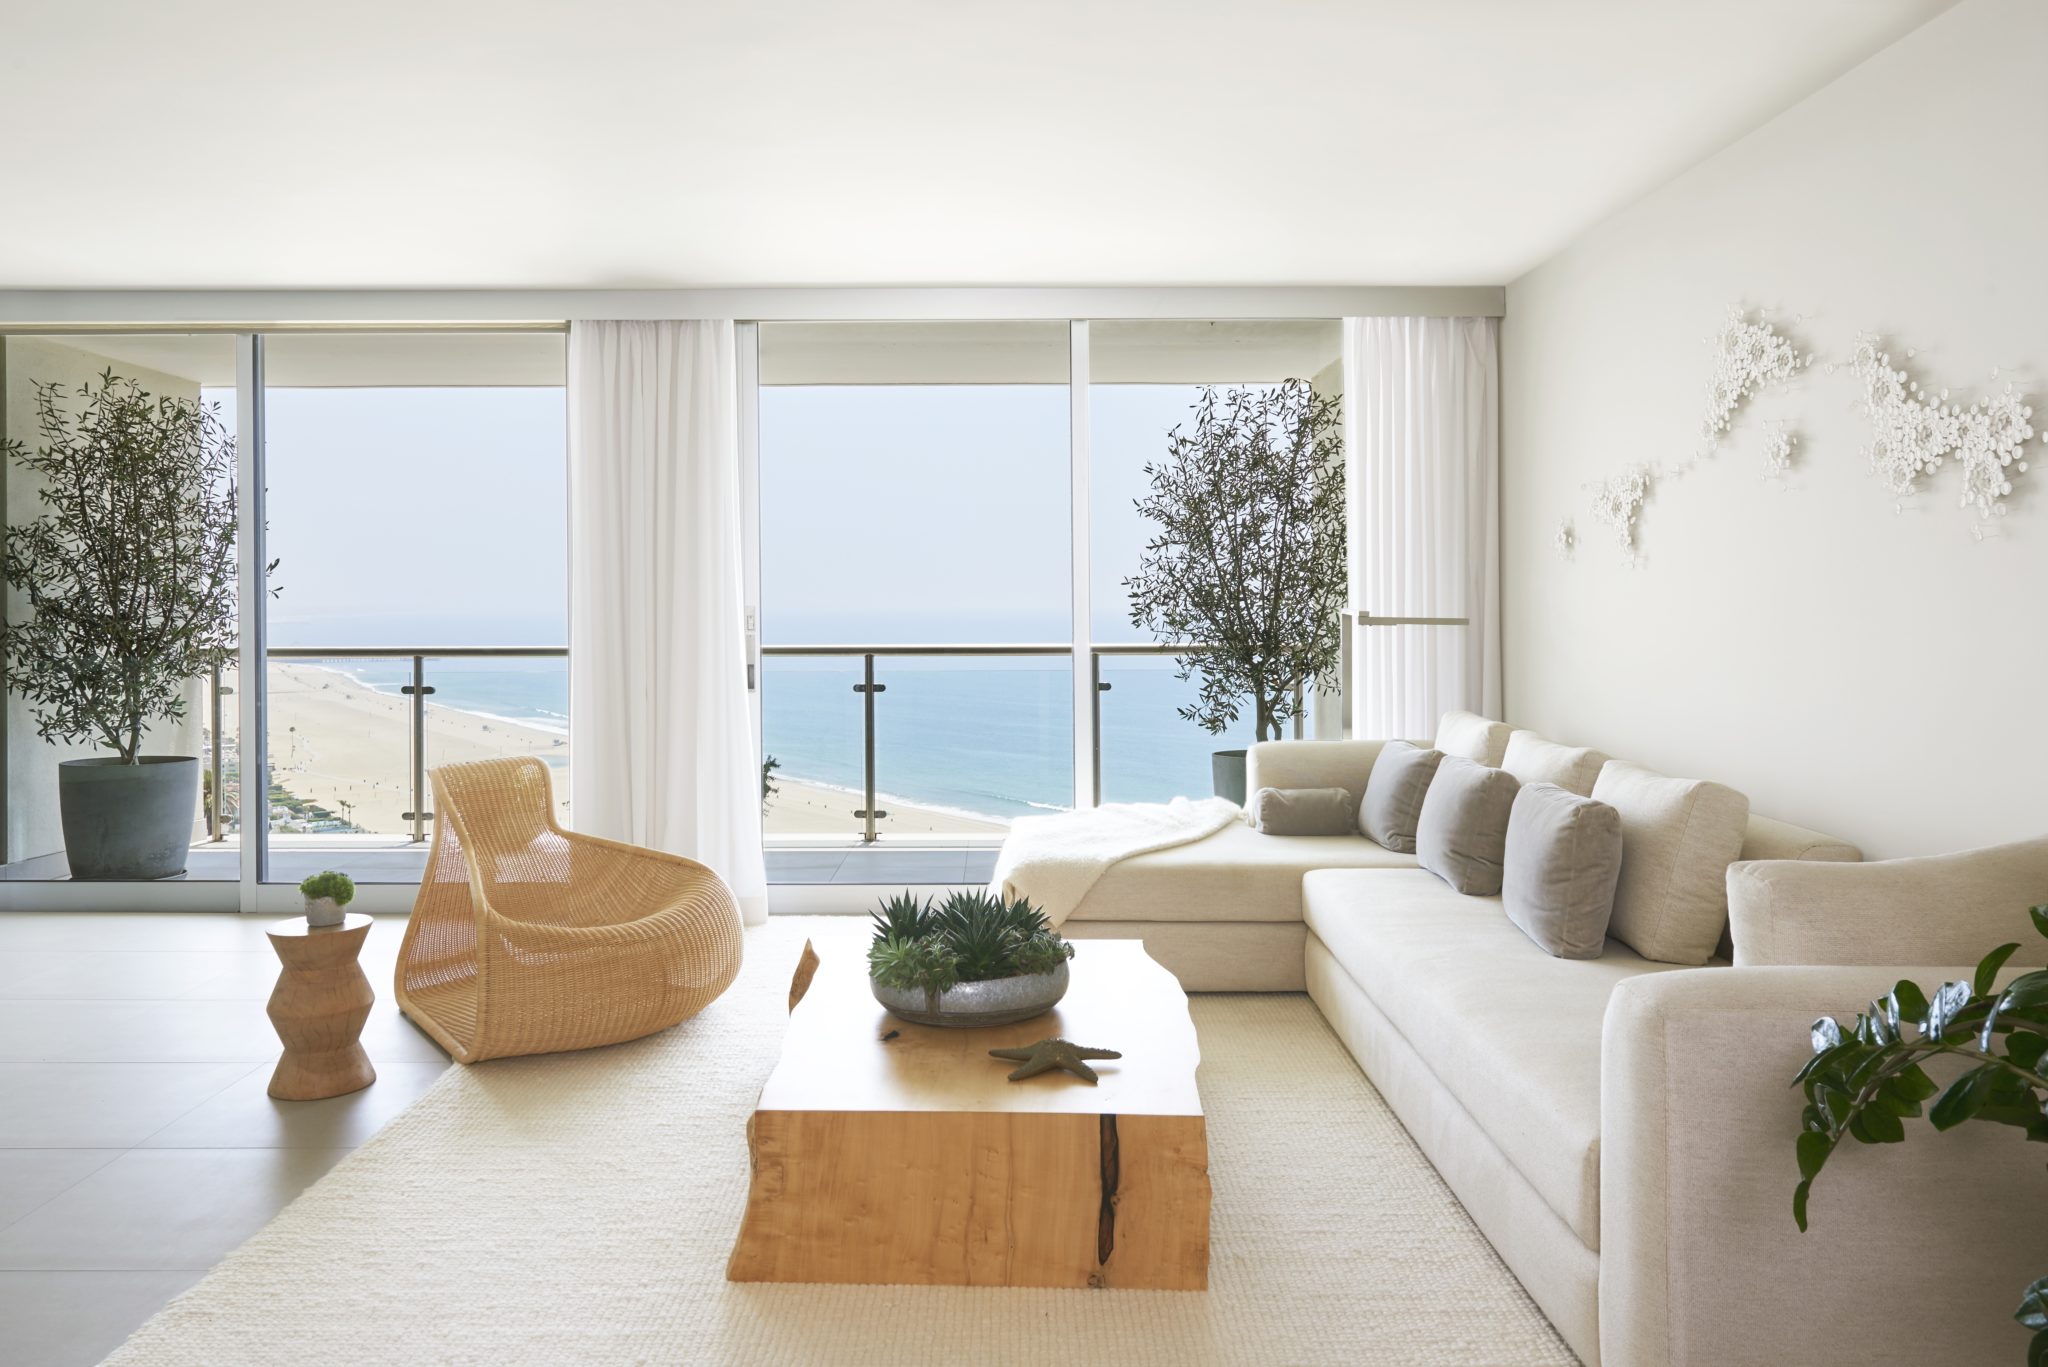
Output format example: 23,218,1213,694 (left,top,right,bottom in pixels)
871,961,1070,1028
57,756,198,881
1212,749,1248,805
